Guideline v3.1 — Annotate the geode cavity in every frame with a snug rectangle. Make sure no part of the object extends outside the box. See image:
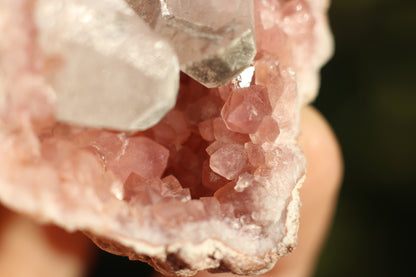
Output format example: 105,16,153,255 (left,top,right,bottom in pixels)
0,0,333,276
